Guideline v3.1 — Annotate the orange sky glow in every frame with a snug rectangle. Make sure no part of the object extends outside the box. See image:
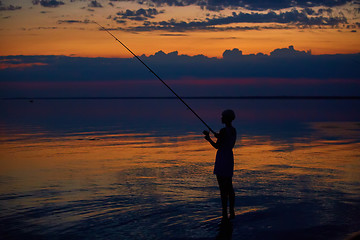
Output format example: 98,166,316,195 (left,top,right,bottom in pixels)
0,0,359,58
